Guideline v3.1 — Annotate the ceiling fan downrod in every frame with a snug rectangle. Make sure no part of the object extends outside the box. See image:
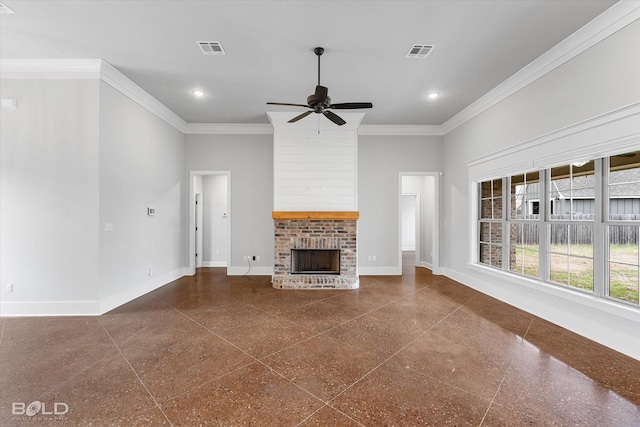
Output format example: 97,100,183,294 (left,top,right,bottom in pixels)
314,47,324,86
